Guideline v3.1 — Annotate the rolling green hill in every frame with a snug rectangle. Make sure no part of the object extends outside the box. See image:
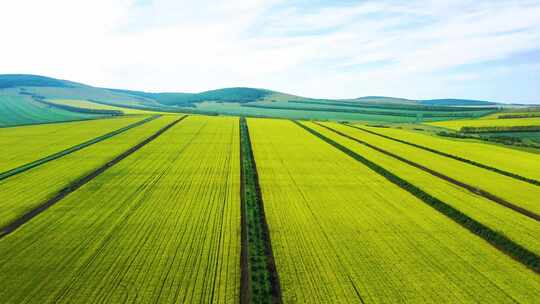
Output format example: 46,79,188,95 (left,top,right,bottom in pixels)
0,93,103,127
0,74,520,126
